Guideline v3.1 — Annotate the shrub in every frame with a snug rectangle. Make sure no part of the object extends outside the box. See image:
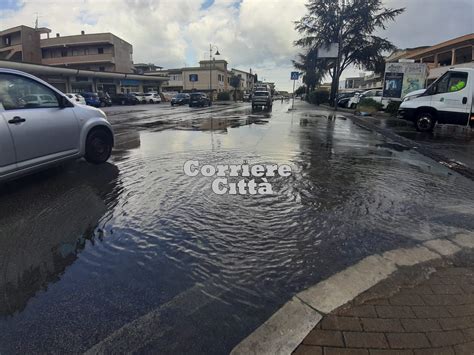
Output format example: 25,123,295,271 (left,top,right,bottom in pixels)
308,90,329,105
385,100,401,116
357,98,383,113
217,92,230,101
